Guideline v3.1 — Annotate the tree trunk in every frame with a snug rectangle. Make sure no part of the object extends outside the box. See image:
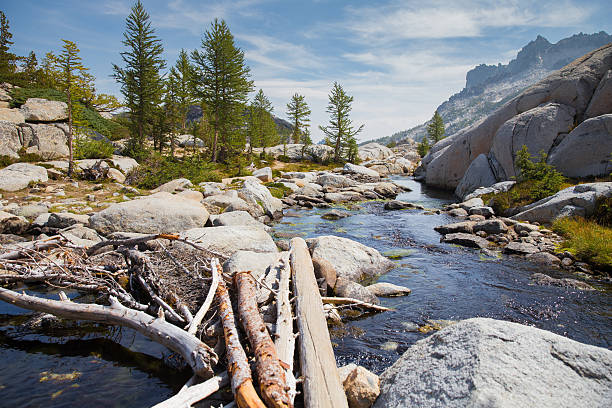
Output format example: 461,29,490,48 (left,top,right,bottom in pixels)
212,112,219,162
235,272,292,408
67,88,74,178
